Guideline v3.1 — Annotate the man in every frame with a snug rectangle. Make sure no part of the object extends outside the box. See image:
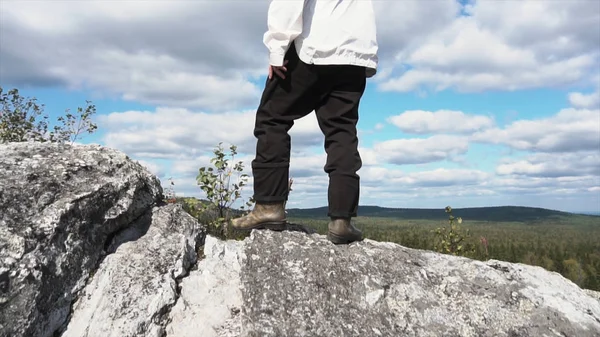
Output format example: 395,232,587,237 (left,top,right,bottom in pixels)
231,0,378,244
